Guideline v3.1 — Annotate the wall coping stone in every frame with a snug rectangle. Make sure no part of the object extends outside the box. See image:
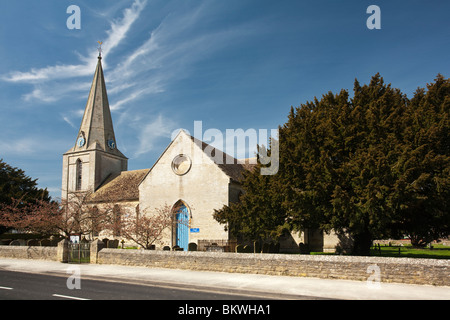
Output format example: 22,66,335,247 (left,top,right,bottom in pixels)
99,249,449,267
97,249,449,286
